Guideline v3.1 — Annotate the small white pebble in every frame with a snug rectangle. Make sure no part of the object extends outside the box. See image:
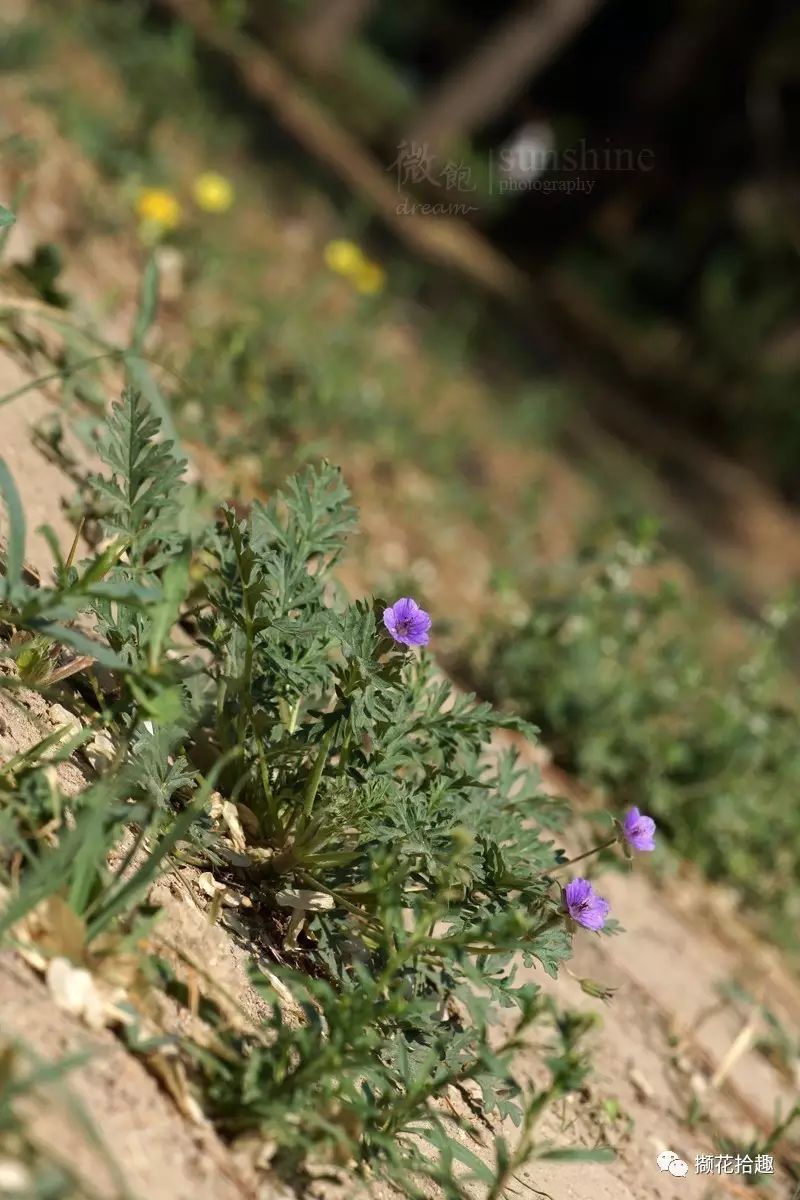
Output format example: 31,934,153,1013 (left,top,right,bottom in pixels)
690,1071,709,1096
0,1159,32,1191
198,872,225,897
628,1067,654,1101
85,730,116,770
47,704,82,740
